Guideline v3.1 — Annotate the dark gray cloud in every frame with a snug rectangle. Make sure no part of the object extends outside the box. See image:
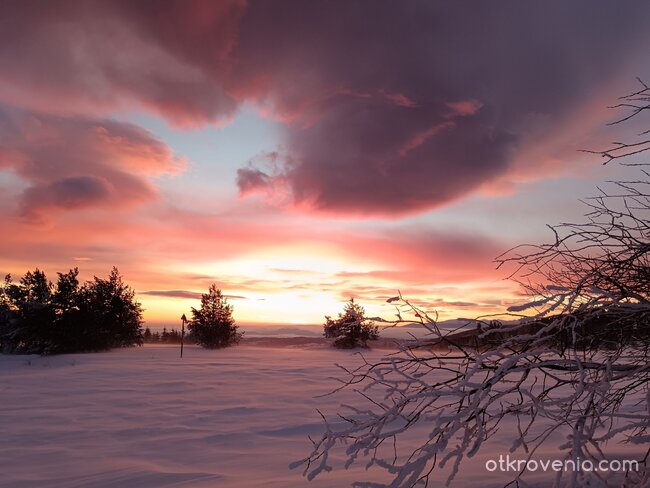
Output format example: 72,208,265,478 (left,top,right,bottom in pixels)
236,167,272,196
234,1,650,215
21,176,112,217
141,289,246,300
